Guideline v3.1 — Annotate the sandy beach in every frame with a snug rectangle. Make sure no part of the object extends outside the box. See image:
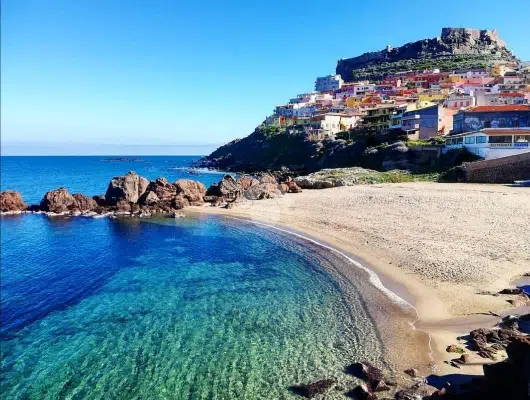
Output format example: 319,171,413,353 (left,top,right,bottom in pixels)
189,182,530,375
